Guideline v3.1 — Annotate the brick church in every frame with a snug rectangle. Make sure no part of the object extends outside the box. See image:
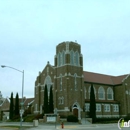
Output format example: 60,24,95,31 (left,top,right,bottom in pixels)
34,41,130,119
